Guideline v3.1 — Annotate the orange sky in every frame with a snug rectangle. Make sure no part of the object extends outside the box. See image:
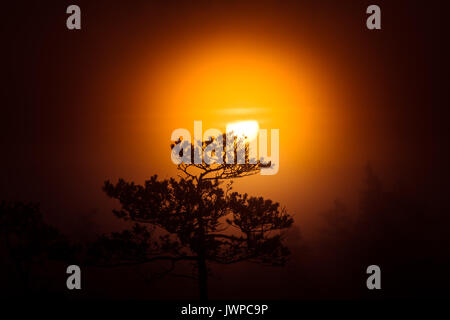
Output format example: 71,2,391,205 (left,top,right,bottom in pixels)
2,1,434,239
87,20,397,236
